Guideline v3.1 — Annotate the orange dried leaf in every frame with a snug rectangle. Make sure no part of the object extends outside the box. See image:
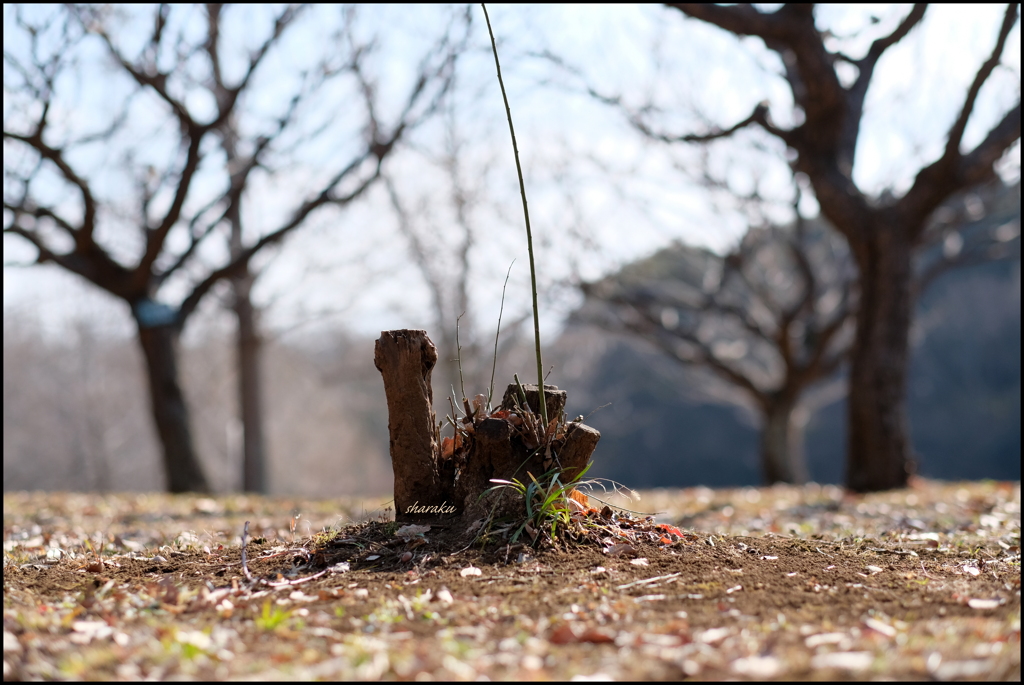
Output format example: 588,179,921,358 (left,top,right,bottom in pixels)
657,523,685,539
568,489,589,508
